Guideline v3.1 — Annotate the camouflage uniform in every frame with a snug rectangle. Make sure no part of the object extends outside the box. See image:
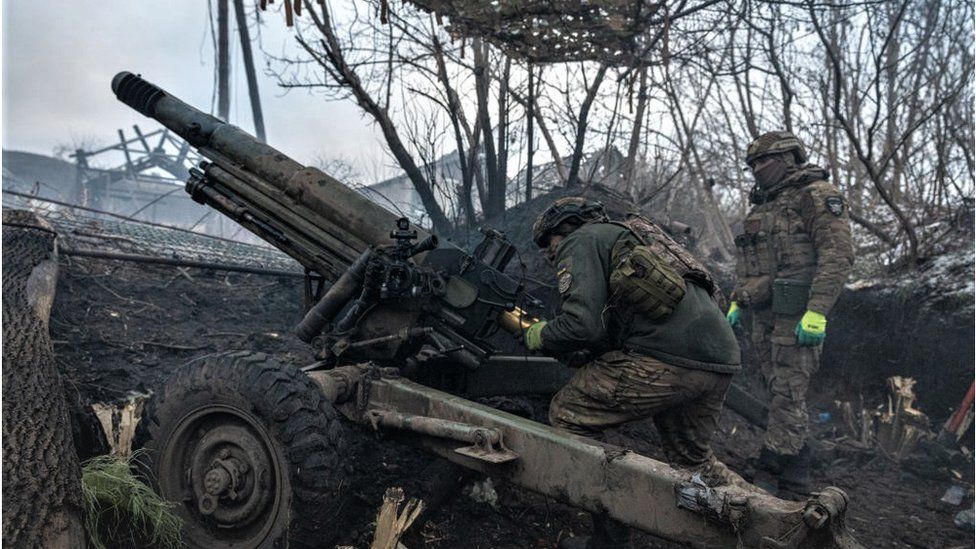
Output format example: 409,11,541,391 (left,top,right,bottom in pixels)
532,203,745,479
733,132,854,458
